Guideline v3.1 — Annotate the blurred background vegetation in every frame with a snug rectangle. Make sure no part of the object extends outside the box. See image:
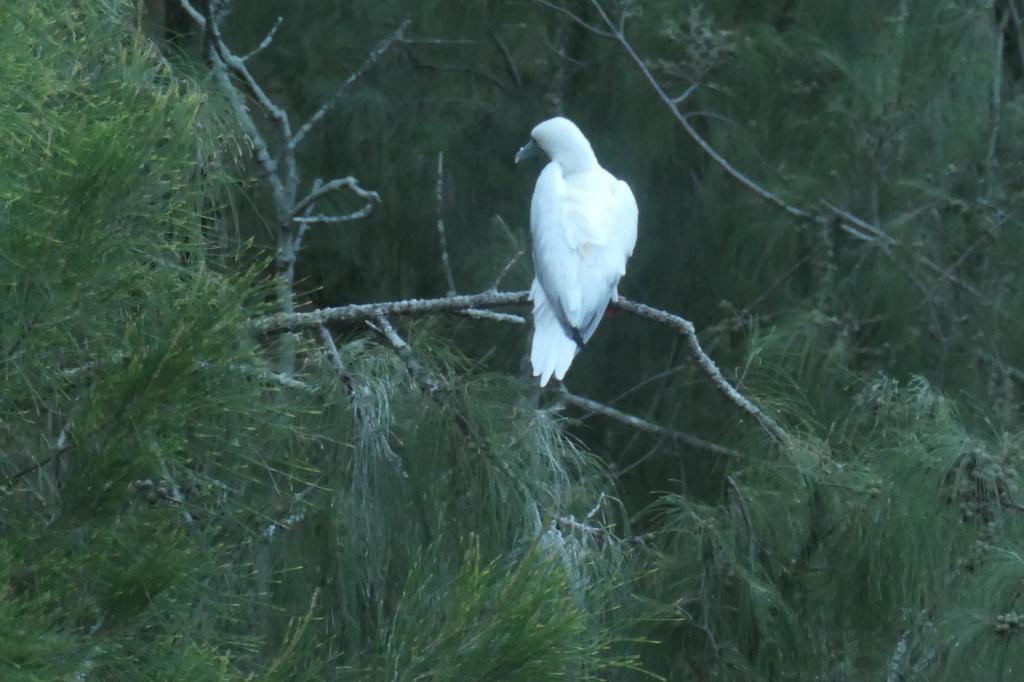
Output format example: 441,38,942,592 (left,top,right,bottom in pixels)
3,0,1024,679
